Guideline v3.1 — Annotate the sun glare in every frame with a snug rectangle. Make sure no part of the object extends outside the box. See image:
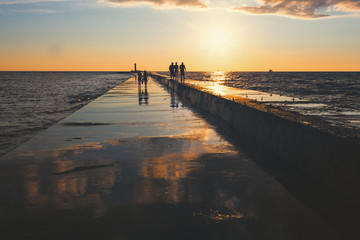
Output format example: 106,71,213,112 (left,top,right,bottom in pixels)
200,22,237,59
207,28,230,56
210,30,227,49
